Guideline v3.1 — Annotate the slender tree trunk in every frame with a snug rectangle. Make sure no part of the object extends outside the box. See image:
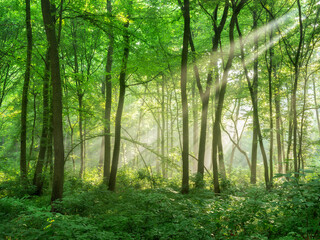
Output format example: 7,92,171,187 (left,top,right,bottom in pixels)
161,75,166,178
108,18,130,192
236,15,270,189
189,0,229,186
41,0,65,205
192,80,198,173
156,120,160,174
28,89,37,164
70,20,85,179
268,26,274,184
250,9,259,185
103,0,114,184
47,92,54,181
275,77,283,173
99,137,104,171
293,0,303,178
78,95,85,178
217,127,226,180
211,0,245,193
298,76,308,171
33,49,50,195
20,0,33,184
180,0,190,194
286,98,293,174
